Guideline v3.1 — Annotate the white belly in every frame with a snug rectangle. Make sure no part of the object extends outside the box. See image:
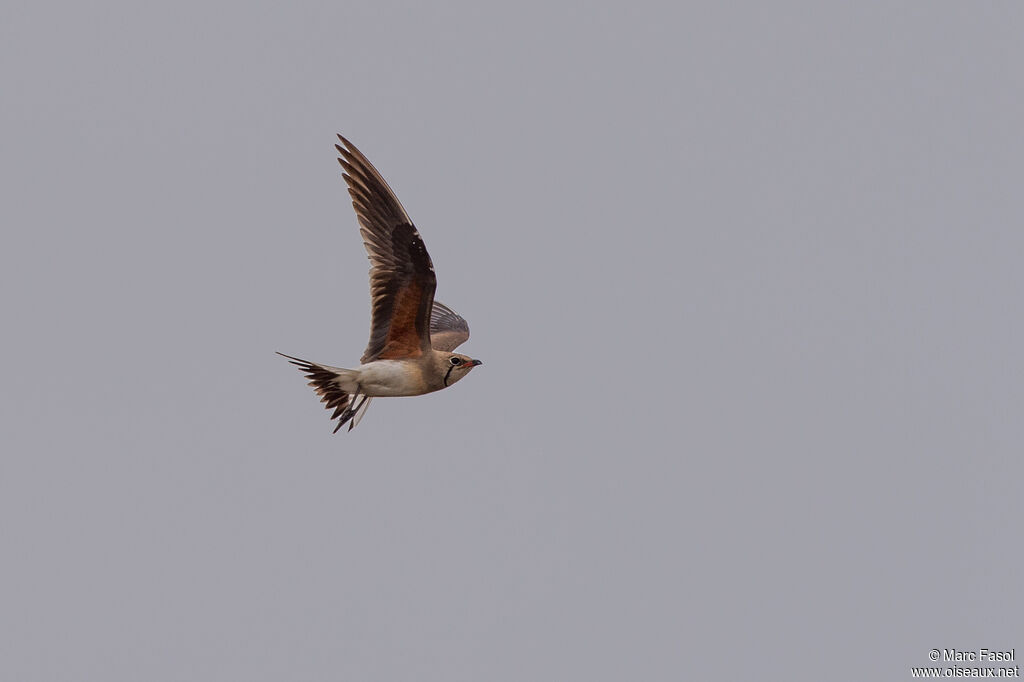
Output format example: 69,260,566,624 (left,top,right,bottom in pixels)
356,360,427,397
